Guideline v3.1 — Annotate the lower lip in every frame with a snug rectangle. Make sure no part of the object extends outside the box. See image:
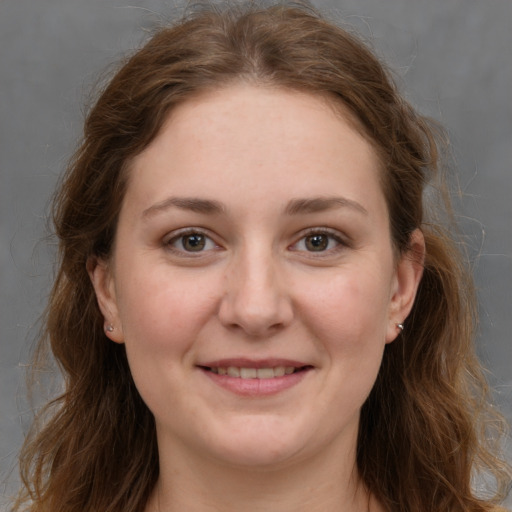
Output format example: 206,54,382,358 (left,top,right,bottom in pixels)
200,368,311,397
